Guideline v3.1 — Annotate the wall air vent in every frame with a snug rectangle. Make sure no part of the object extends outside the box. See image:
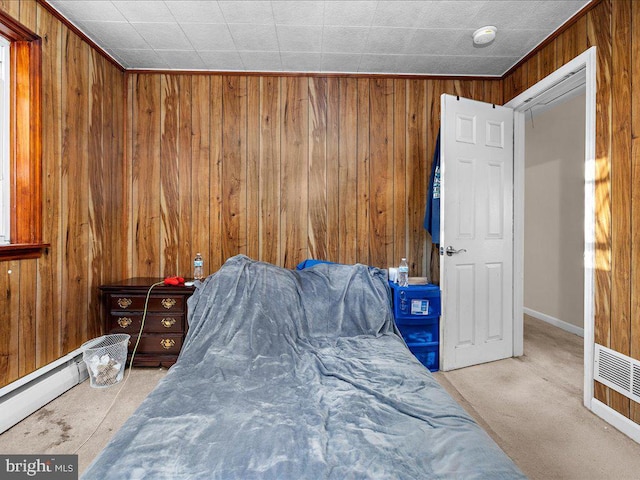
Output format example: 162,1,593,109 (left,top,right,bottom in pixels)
594,344,640,403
